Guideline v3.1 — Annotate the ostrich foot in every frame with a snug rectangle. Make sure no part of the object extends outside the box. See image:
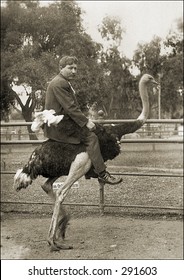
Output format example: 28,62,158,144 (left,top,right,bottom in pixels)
56,214,70,240
48,213,72,251
48,240,73,251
